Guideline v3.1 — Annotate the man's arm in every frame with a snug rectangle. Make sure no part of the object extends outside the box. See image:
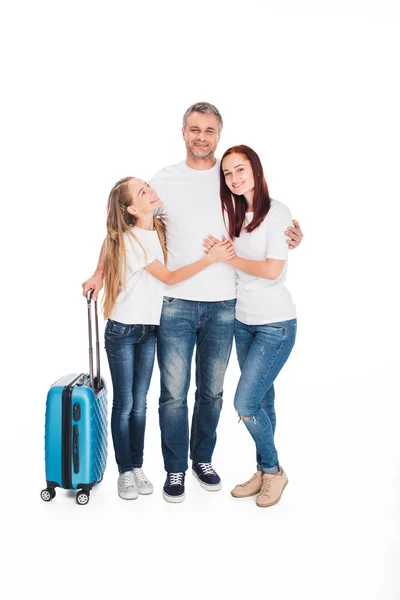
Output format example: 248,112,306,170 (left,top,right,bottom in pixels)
285,219,303,249
82,239,106,300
